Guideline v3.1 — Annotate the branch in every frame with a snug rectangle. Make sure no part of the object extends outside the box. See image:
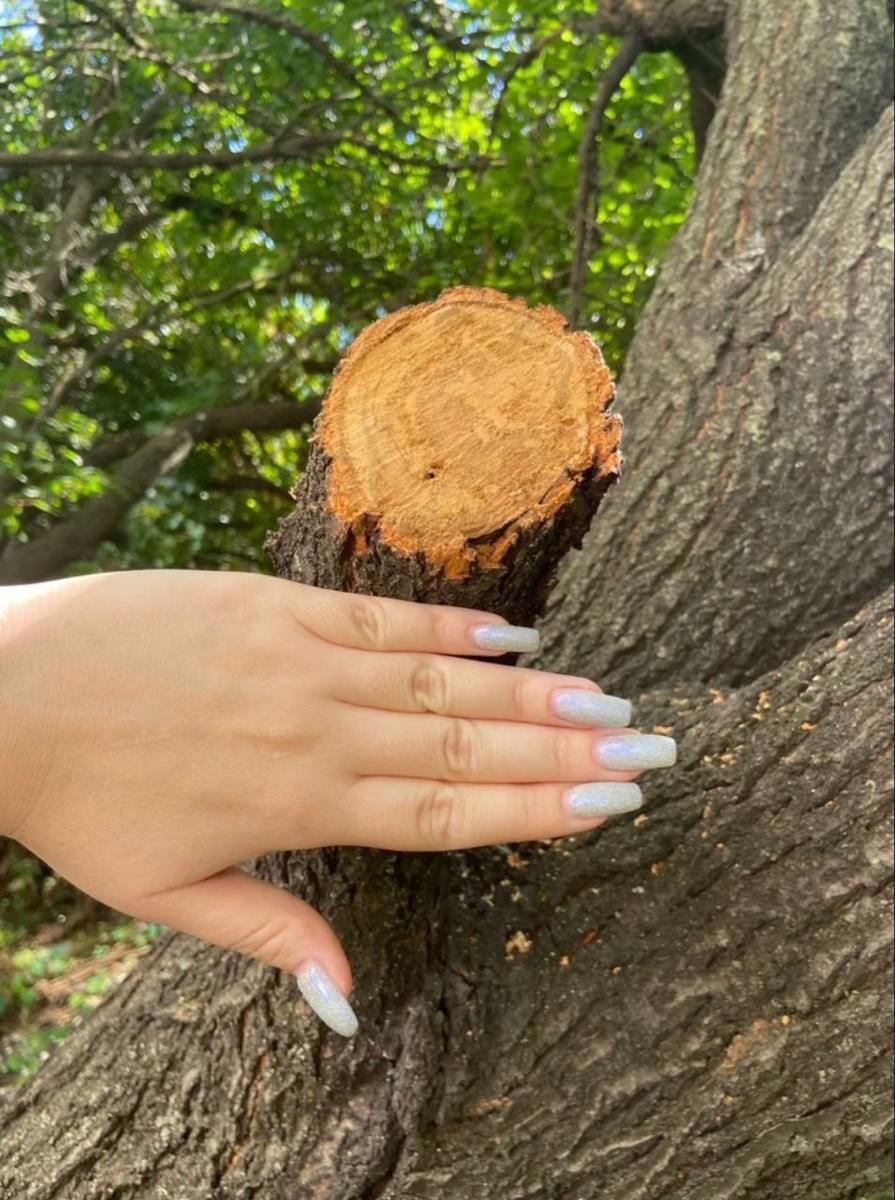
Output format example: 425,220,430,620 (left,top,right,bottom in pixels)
72,2,280,137
205,473,287,497
0,18,97,31
0,398,319,585
0,132,479,174
0,131,339,172
82,347,335,471
28,174,117,317
20,94,171,321
568,32,644,329
75,205,165,273
90,0,410,134
180,398,320,441
27,78,120,315
82,431,146,469
167,0,485,155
